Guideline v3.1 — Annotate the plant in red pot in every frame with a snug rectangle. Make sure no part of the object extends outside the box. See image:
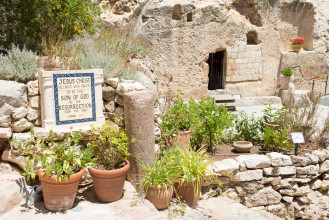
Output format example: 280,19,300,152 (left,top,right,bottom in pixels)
14,126,90,212
87,120,134,202
140,151,179,210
